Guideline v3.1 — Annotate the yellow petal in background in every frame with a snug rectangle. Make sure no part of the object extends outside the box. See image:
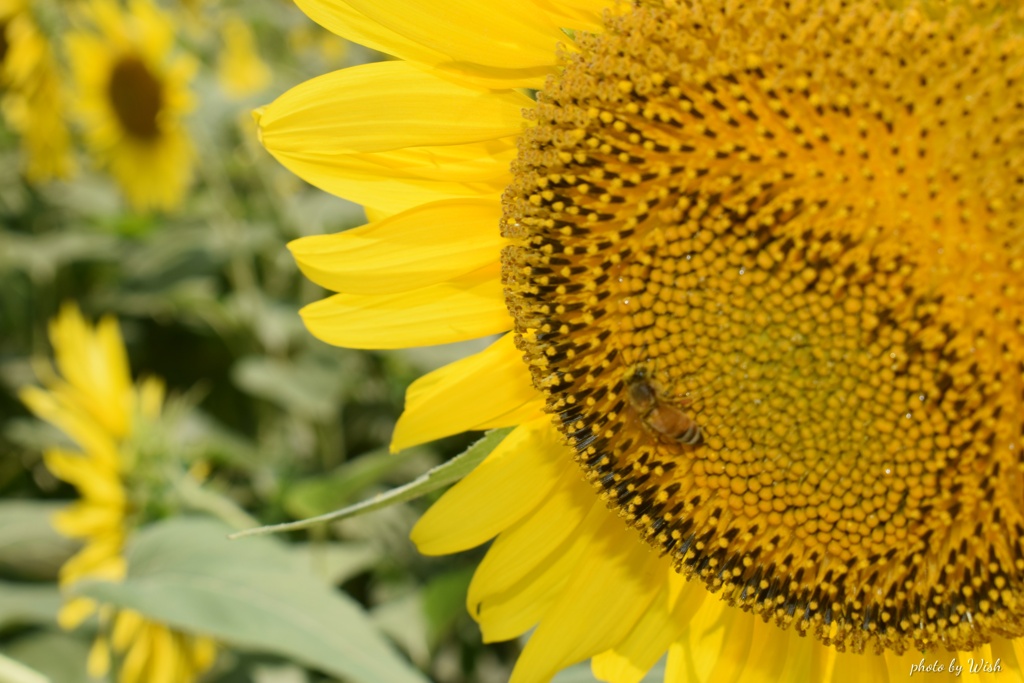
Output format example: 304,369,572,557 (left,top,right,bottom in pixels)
289,198,503,295
147,625,177,683
392,334,544,451
410,417,567,554
52,501,123,538
43,449,118,493
87,635,112,678
217,16,271,98
50,305,132,437
22,387,122,471
299,264,509,349
294,0,563,87
111,609,145,653
58,537,125,585
118,624,153,683
58,597,99,630
189,636,218,673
